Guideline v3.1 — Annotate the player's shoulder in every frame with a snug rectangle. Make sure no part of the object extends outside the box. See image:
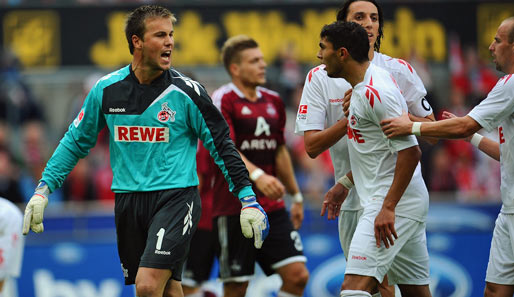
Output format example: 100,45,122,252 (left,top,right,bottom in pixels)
211,83,238,107
257,86,281,100
95,65,131,90
171,69,206,94
498,74,513,88
305,65,328,83
374,52,415,75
